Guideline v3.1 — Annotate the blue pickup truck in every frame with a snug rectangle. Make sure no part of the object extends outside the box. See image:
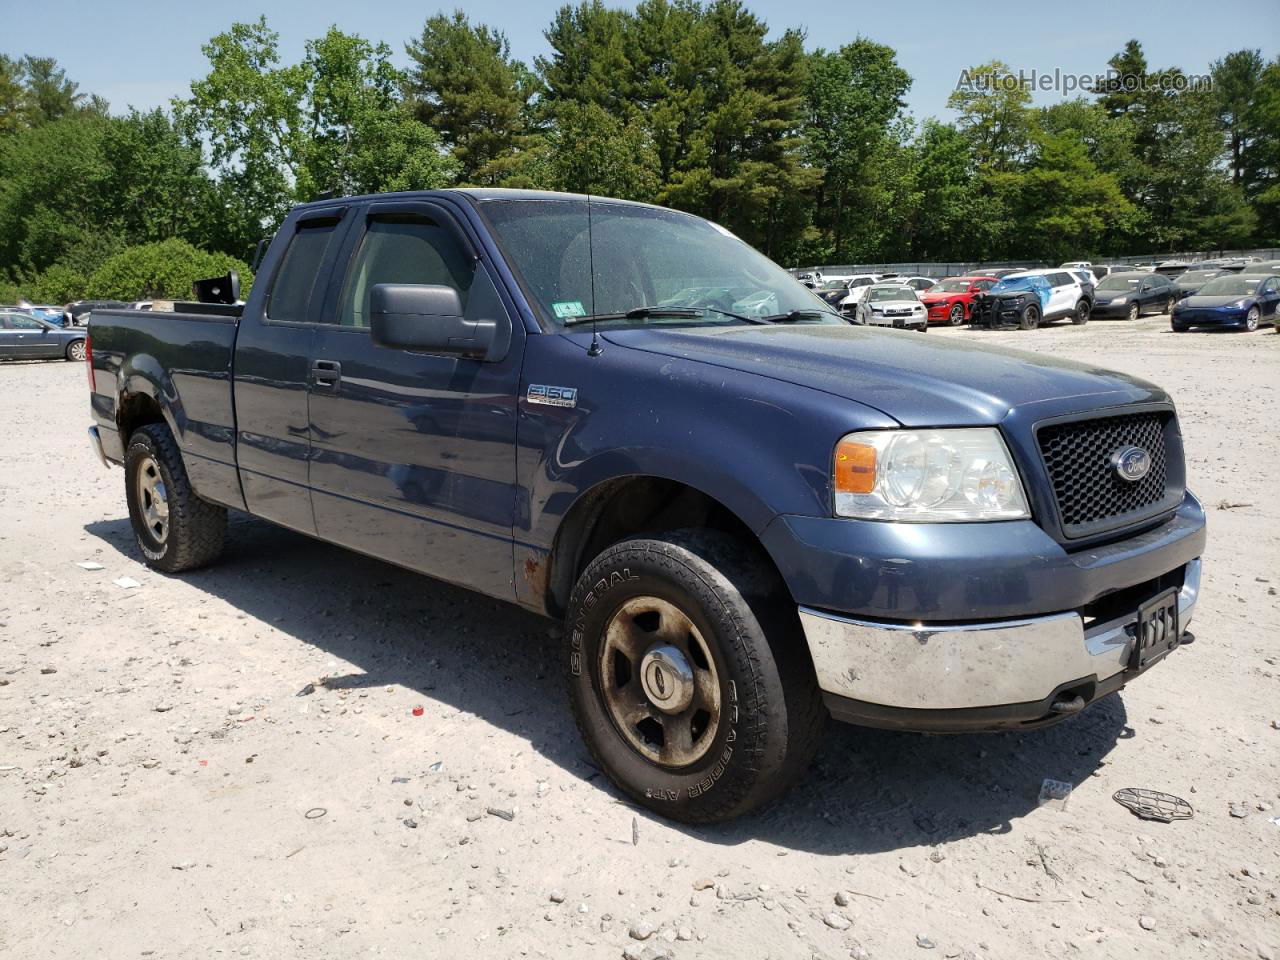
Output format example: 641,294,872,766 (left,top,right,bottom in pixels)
86,189,1206,823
